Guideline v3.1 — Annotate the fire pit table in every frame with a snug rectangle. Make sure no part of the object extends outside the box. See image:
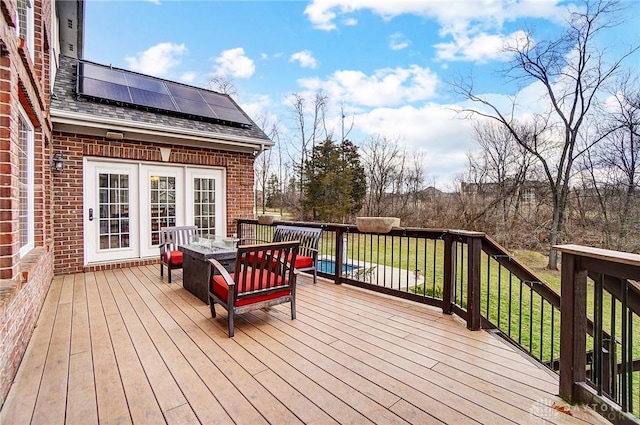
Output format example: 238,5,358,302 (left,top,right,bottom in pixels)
179,235,238,304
